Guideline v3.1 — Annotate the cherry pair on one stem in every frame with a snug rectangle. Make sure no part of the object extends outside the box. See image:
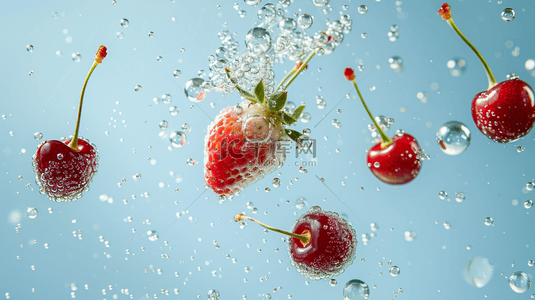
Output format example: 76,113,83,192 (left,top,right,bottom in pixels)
235,206,357,280
344,68,423,185
32,45,107,202
438,3,535,143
